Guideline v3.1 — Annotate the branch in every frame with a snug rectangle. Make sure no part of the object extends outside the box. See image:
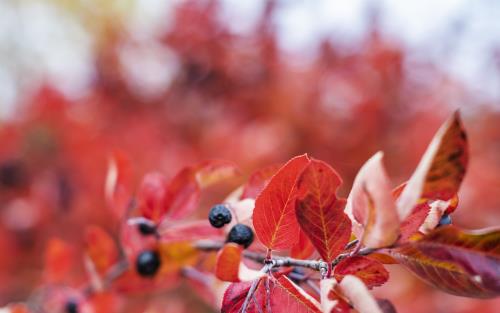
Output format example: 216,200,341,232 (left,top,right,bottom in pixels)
193,240,378,271
194,241,326,270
